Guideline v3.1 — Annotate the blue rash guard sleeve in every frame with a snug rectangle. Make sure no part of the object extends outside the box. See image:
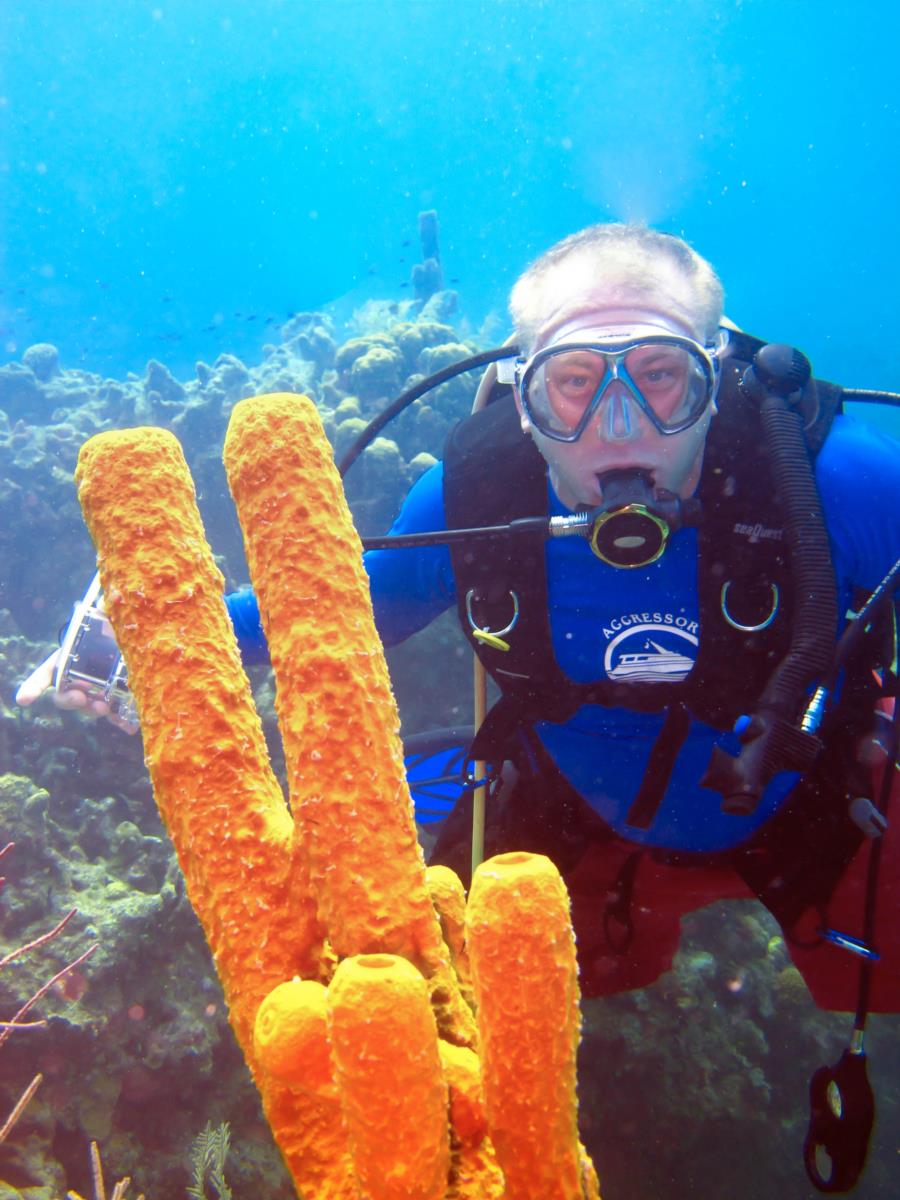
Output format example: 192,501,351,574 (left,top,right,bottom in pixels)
224,461,455,663
365,462,456,645
815,414,900,610
226,586,270,665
